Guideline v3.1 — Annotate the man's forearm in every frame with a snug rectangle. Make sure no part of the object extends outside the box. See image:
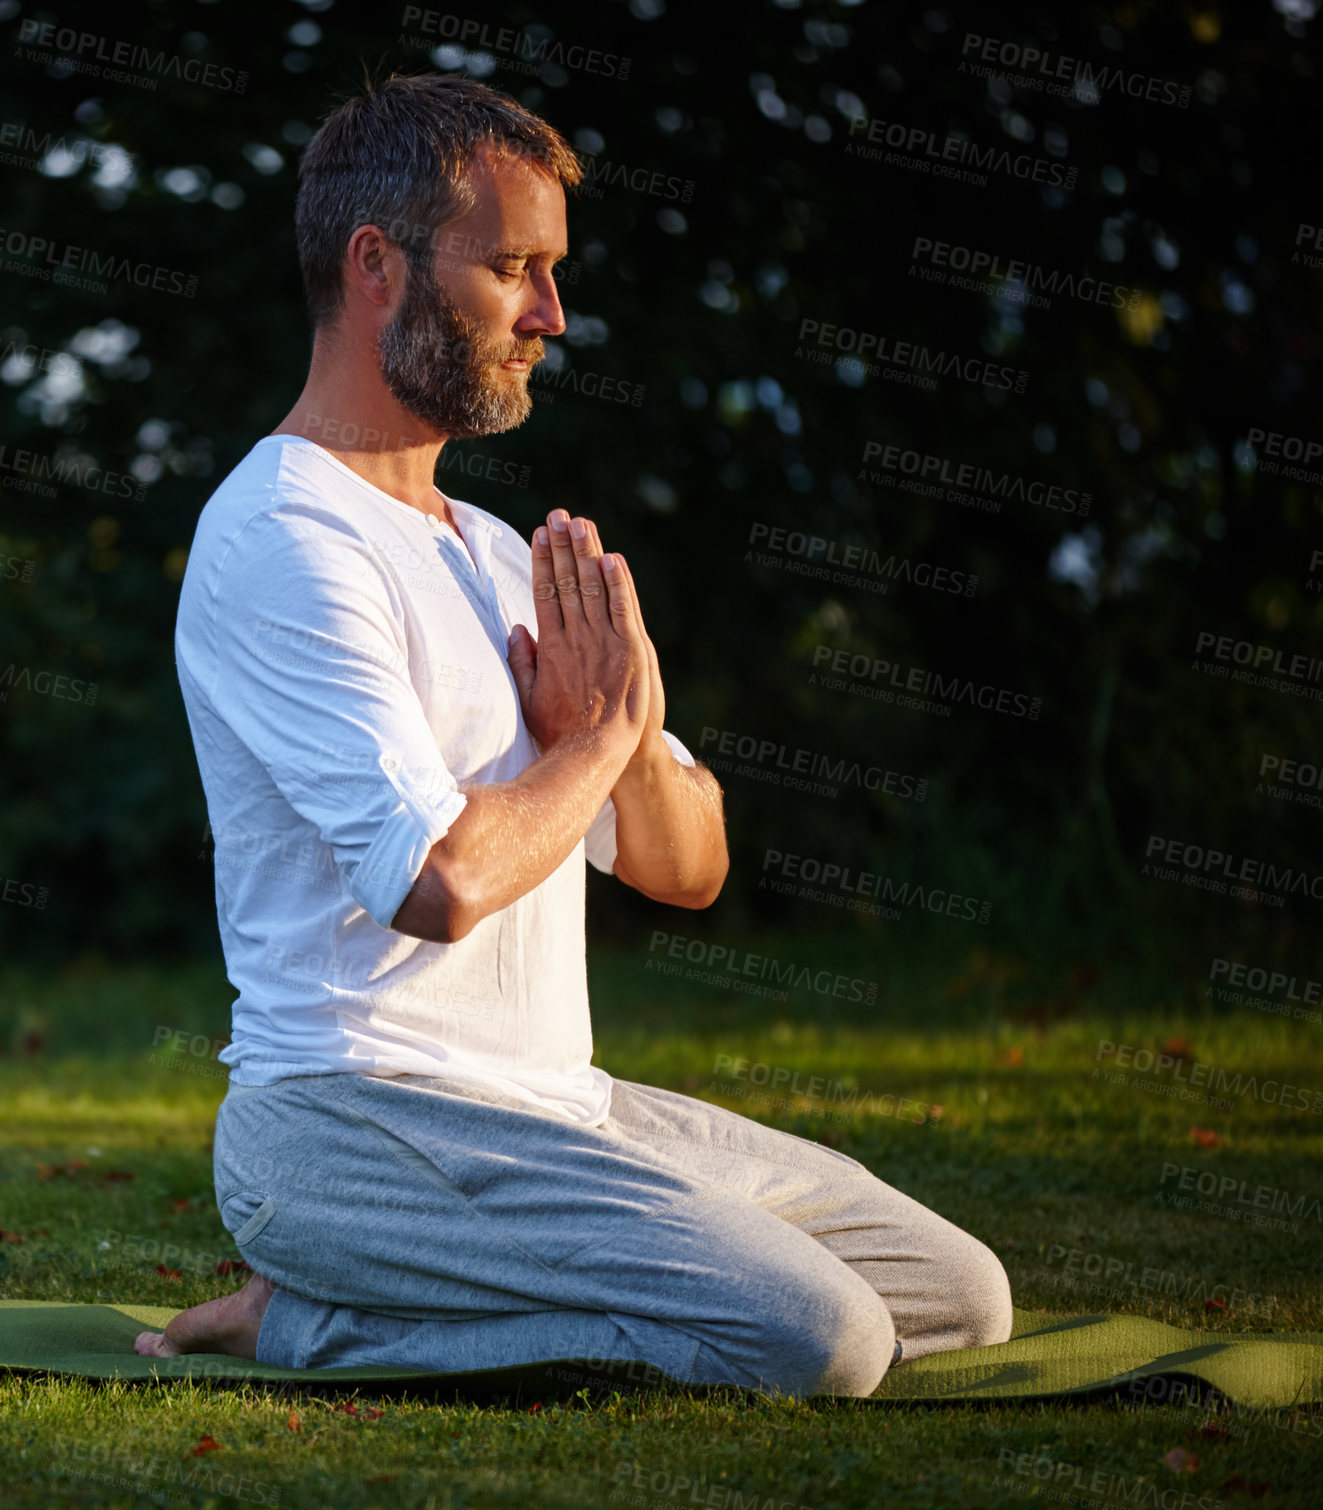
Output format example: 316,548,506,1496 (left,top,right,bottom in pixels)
610,732,728,907
392,731,633,943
